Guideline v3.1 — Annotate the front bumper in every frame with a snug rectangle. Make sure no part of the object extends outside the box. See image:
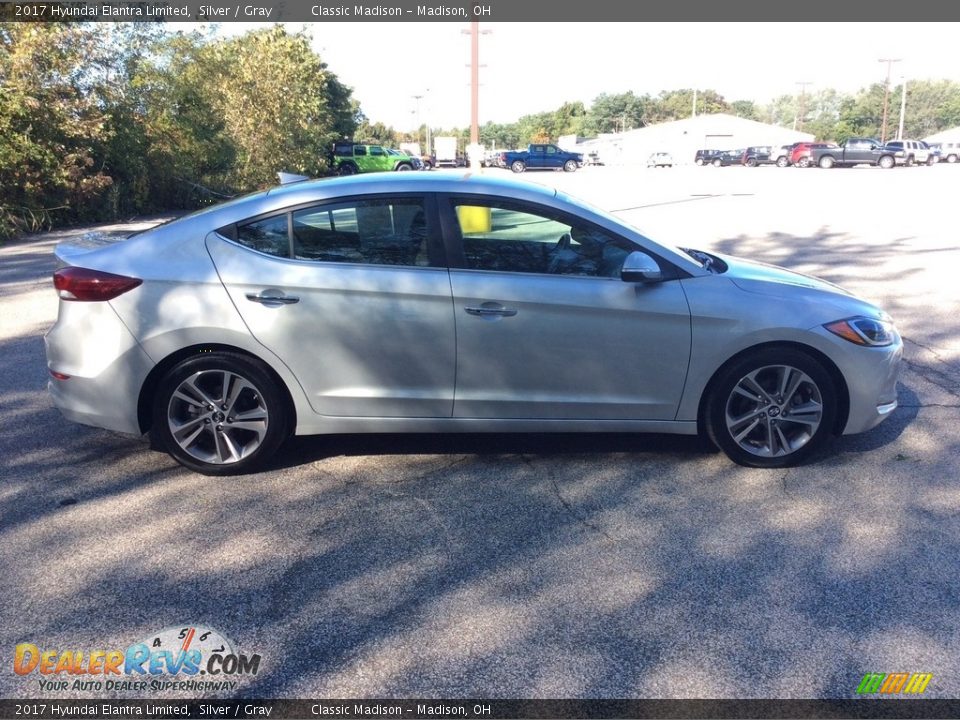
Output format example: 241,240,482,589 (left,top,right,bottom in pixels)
834,334,903,435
